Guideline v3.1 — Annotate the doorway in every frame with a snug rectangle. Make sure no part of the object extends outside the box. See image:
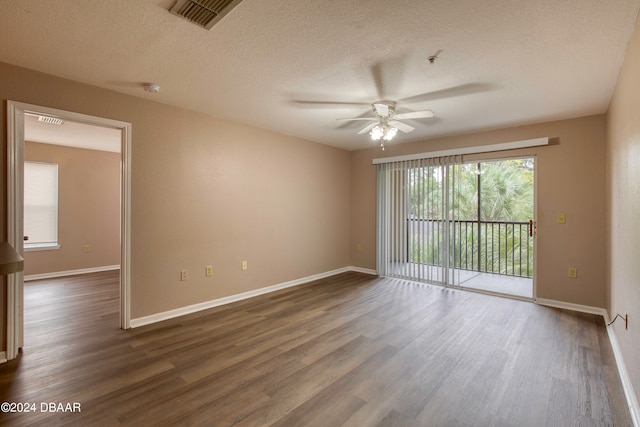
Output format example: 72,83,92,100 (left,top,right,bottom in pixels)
6,101,132,361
